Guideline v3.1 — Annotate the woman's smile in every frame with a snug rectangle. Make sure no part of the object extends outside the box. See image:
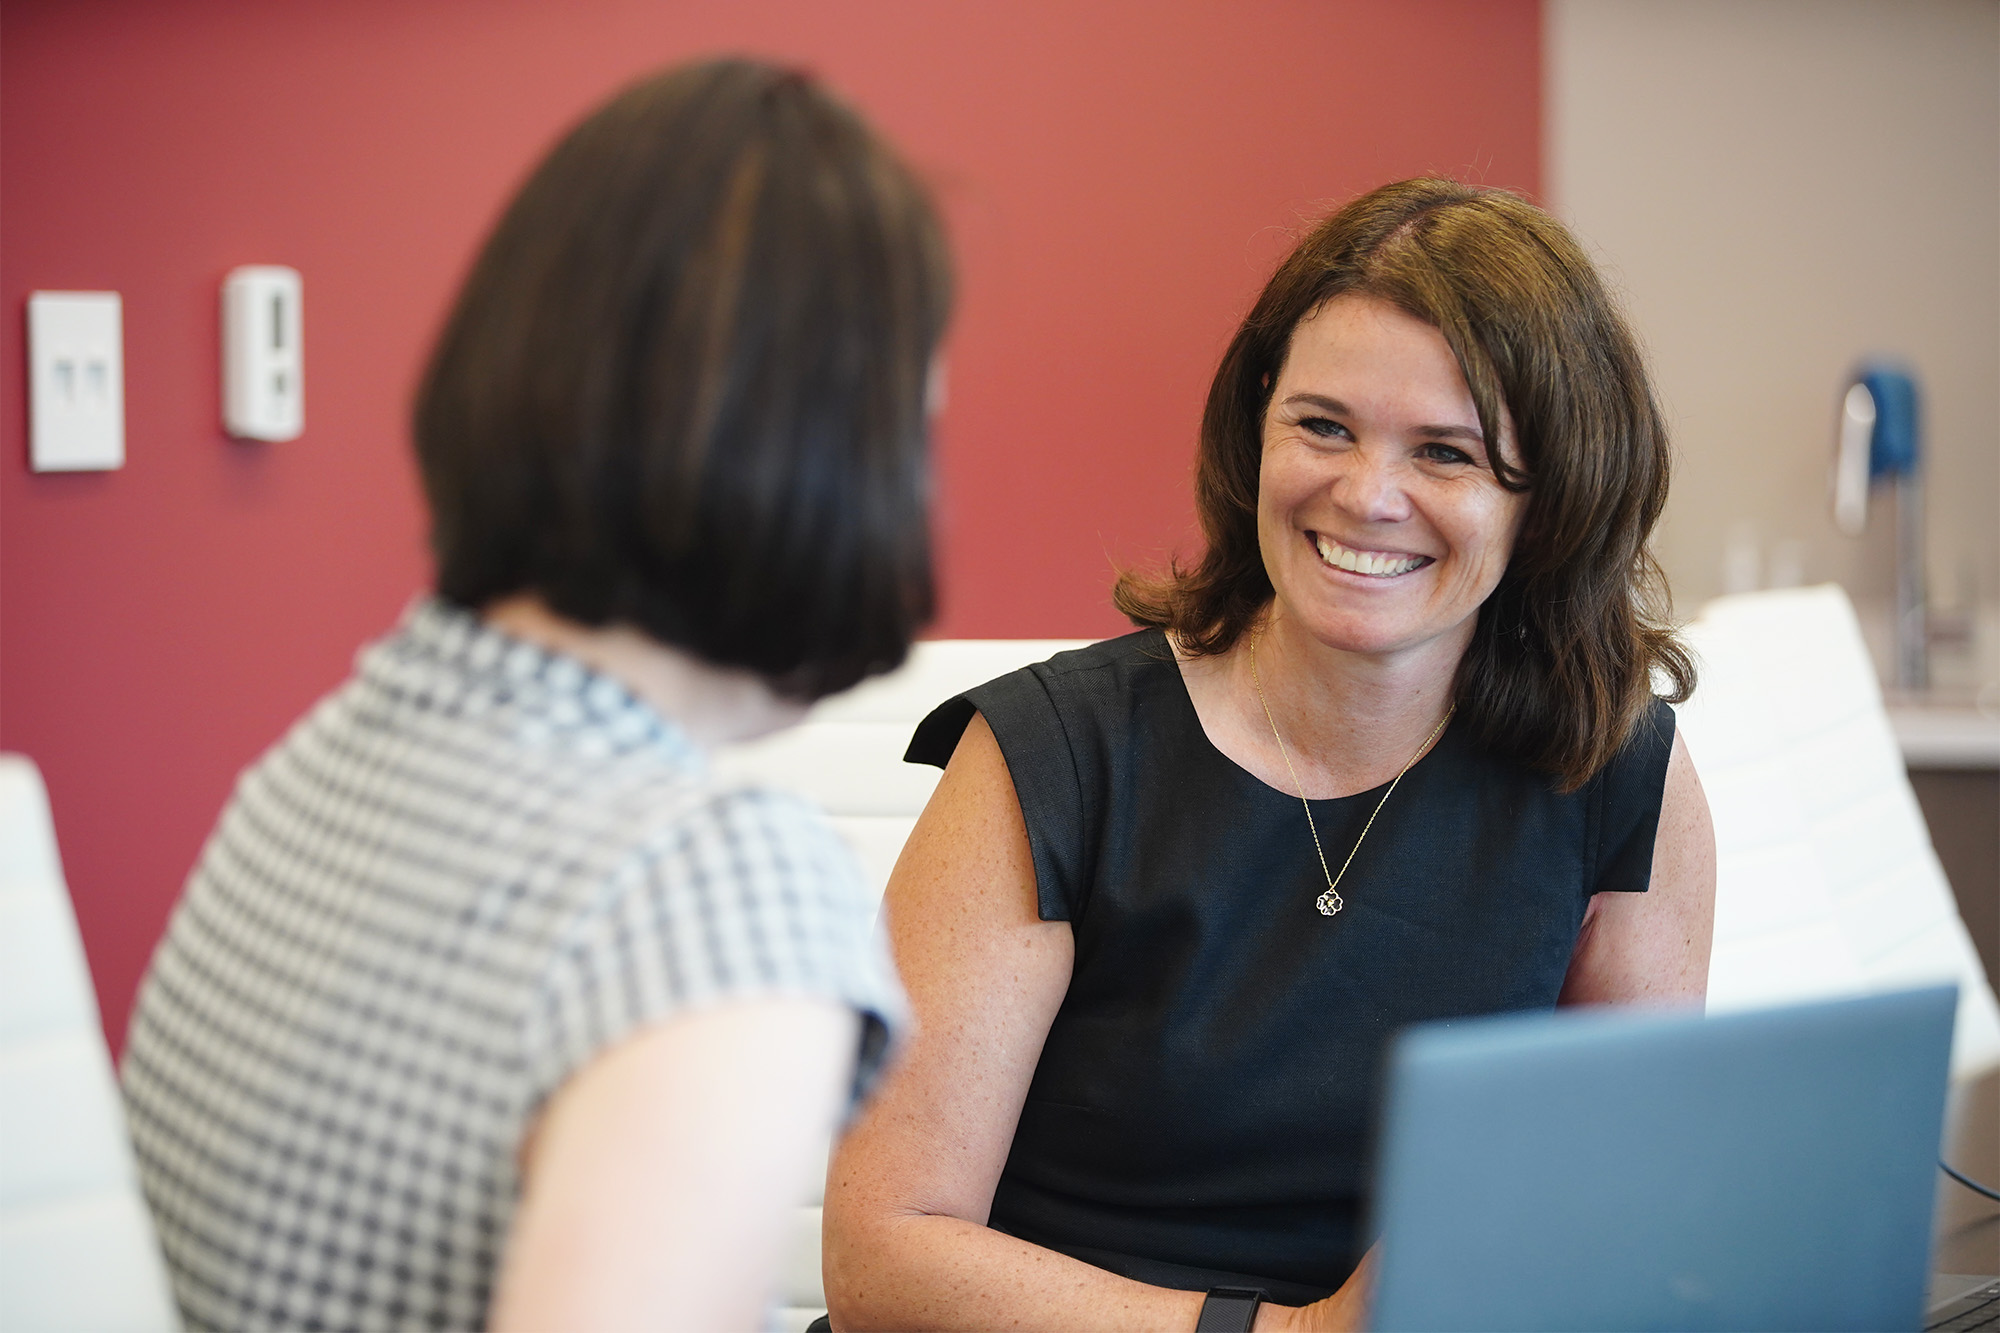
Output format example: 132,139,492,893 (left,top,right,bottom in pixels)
1309,531,1432,578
